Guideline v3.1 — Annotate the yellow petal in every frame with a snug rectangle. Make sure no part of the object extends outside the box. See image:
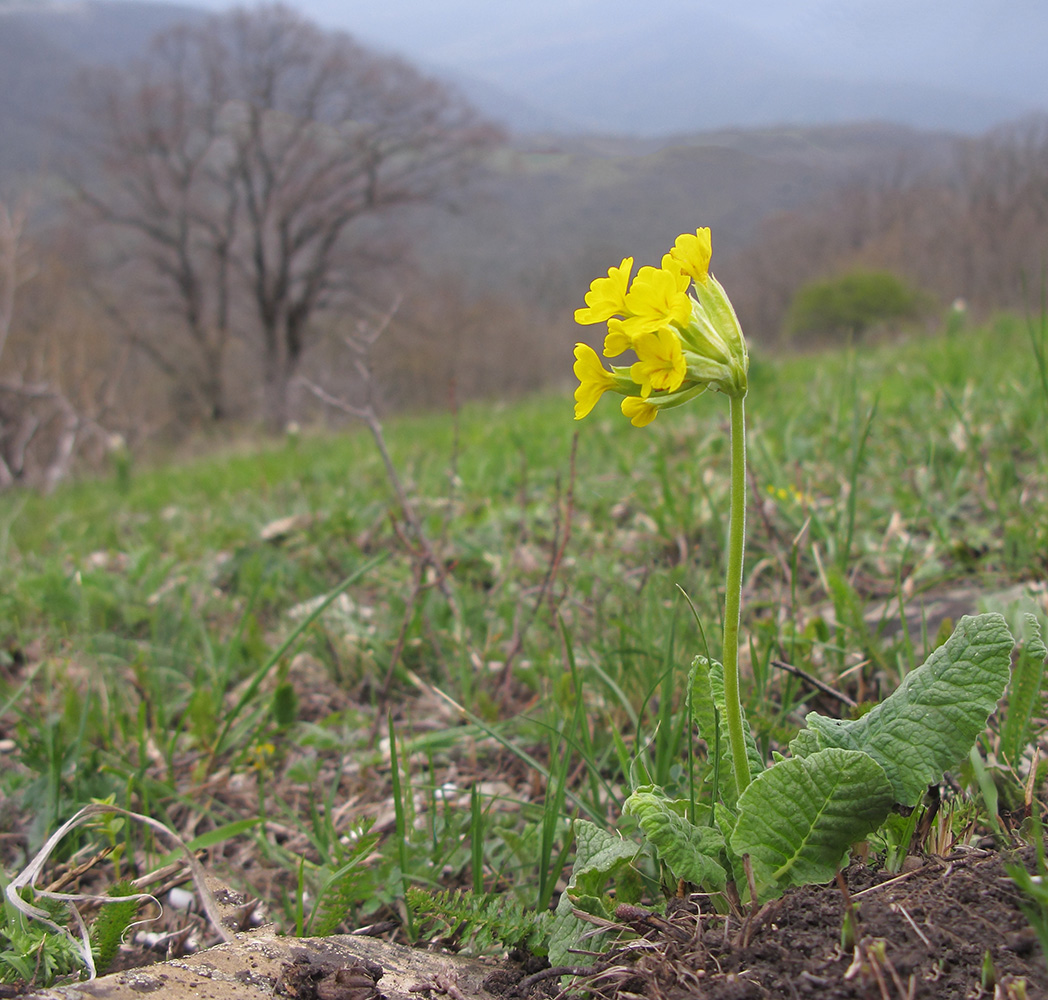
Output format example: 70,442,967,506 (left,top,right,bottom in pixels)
670,229,712,285
630,328,686,395
621,396,658,427
623,266,692,334
603,318,633,357
574,257,634,325
573,343,615,419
